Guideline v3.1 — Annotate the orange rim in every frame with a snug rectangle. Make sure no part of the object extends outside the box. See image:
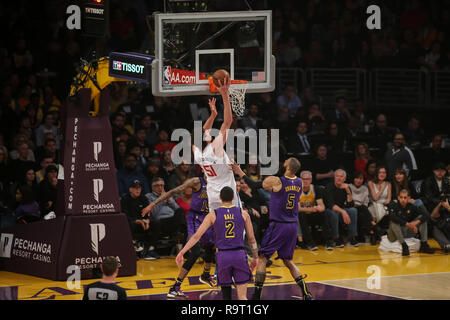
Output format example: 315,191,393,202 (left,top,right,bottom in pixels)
208,76,248,93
